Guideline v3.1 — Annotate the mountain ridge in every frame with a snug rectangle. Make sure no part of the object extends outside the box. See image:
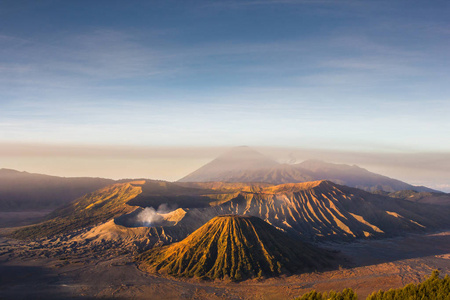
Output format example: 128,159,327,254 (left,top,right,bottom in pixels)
0,168,115,211
178,147,438,193
12,179,450,244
